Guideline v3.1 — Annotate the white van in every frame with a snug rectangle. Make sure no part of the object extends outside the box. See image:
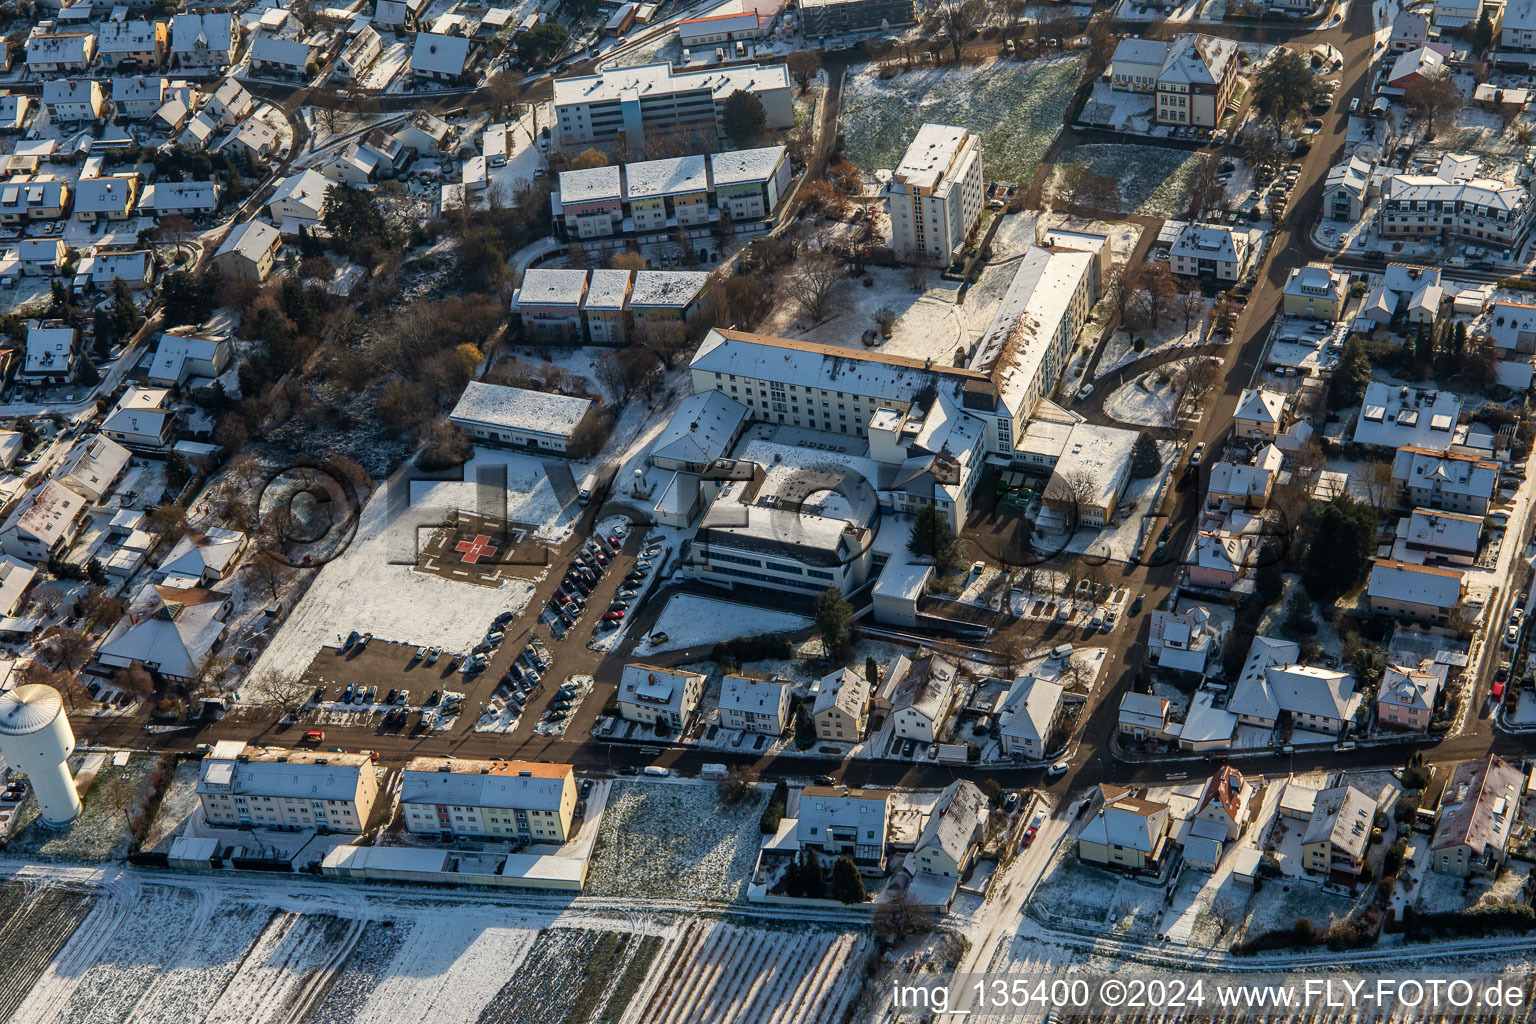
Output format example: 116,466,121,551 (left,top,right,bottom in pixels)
642,765,670,777
700,763,728,779
1050,643,1075,660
